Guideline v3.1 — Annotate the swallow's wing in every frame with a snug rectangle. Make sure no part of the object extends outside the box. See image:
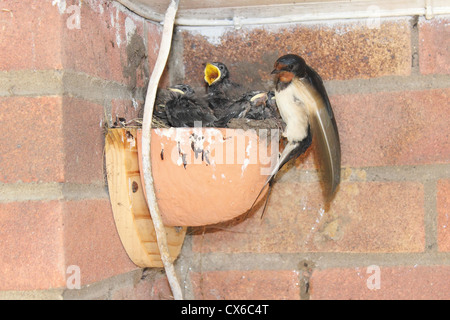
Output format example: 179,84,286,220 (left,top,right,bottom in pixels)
296,66,341,198
305,65,340,141
214,97,252,127
180,98,218,127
